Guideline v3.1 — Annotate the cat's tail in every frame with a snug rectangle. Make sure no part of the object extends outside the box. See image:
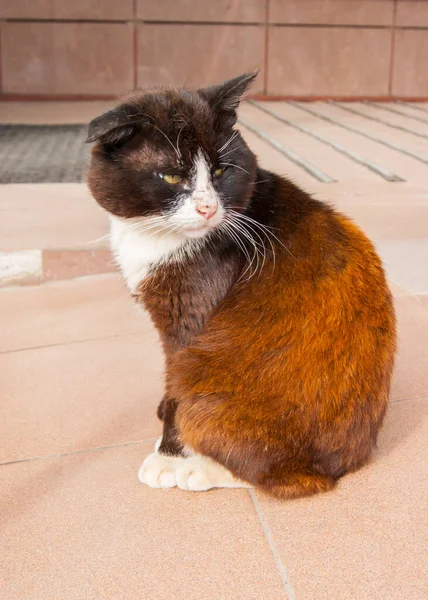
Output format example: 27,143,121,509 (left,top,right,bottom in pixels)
258,472,336,500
